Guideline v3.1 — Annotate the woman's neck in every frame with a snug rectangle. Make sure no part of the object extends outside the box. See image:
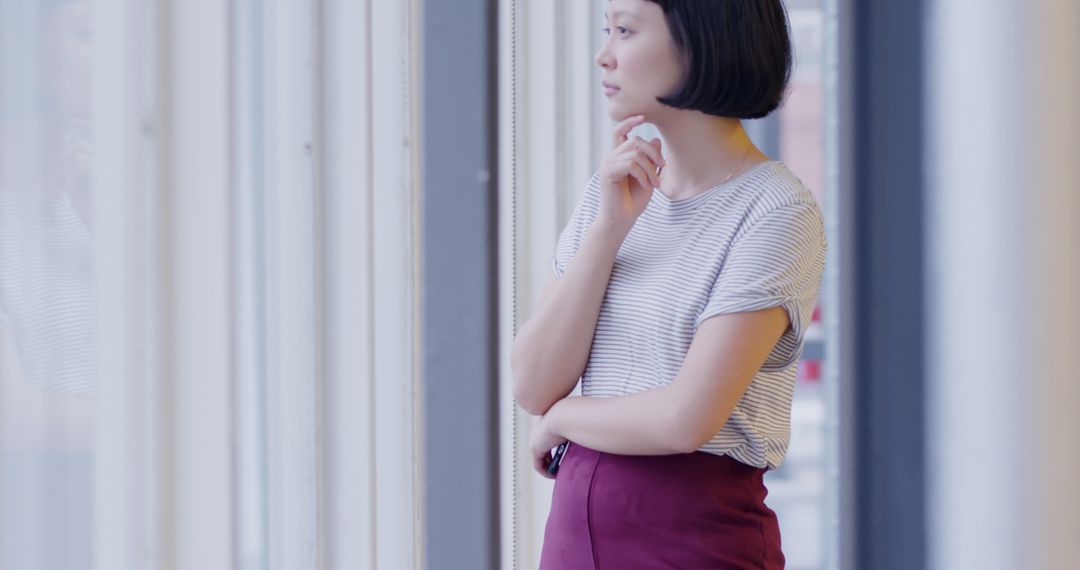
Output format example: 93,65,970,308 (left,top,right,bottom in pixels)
651,109,768,201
